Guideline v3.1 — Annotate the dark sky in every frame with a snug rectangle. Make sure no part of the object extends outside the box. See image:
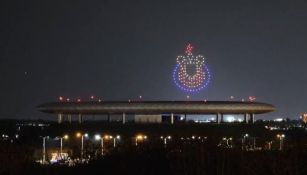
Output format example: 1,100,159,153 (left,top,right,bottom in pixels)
0,0,307,120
